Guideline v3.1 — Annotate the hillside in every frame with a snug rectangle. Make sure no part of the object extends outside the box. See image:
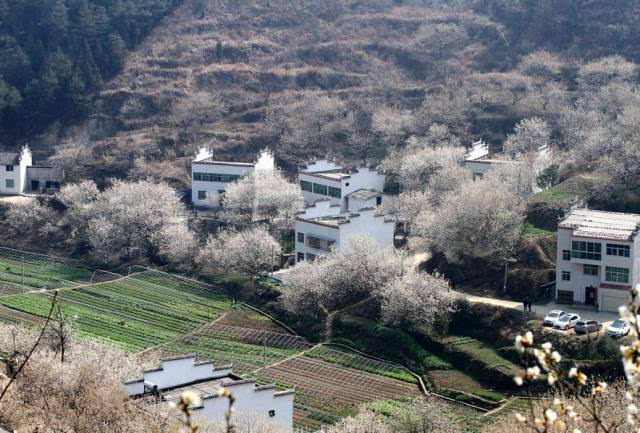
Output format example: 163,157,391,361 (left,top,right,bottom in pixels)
51,0,515,186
